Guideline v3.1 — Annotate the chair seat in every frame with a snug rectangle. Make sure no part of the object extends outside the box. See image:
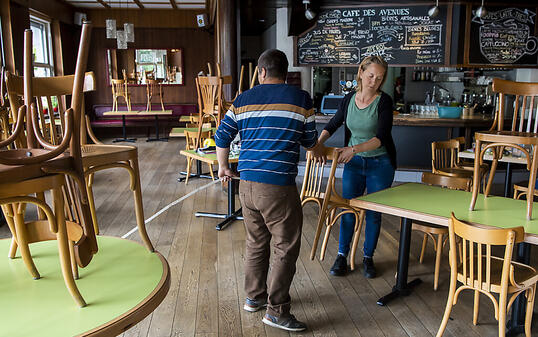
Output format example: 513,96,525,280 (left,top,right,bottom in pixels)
476,130,538,144
457,256,538,293
412,221,448,235
436,167,474,178
81,144,137,166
